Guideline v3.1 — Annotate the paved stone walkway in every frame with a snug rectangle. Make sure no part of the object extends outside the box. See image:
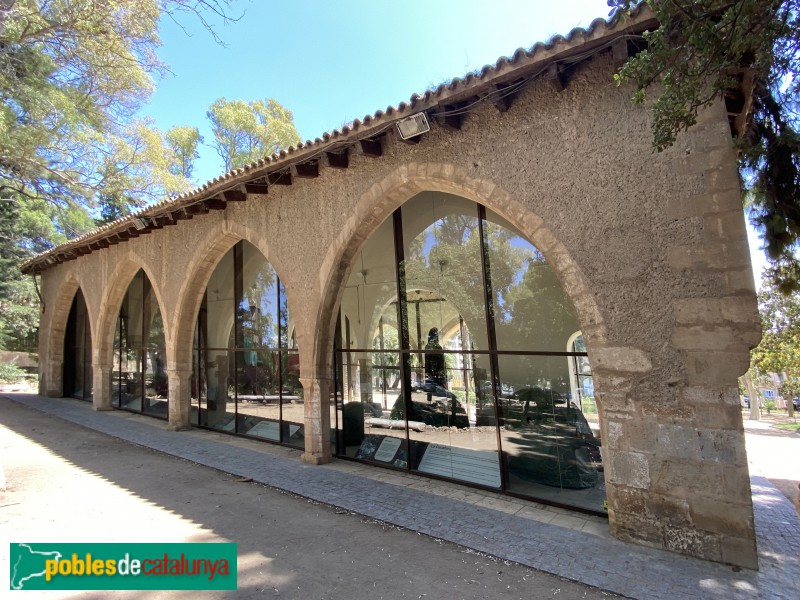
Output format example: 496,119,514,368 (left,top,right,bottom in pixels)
4,394,799,599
